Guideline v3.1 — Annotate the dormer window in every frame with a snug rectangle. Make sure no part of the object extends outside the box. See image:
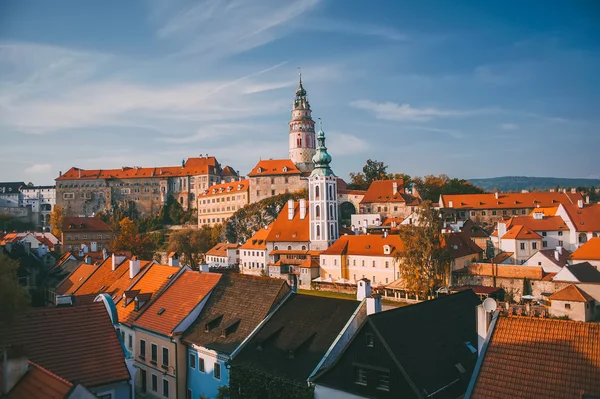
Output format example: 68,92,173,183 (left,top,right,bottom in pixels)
282,166,288,172
257,167,262,173
383,245,391,255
